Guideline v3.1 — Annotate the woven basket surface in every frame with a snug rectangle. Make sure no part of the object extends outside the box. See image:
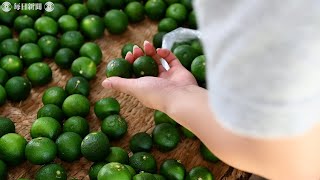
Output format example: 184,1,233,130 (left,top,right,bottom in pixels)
0,19,250,180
